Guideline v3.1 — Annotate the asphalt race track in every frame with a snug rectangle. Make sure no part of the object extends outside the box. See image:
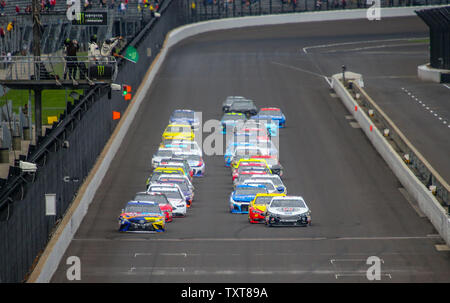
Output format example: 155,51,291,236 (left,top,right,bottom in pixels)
51,16,450,282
